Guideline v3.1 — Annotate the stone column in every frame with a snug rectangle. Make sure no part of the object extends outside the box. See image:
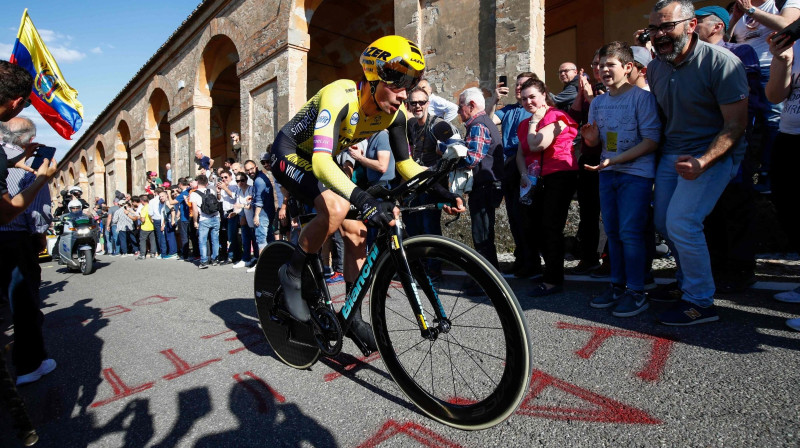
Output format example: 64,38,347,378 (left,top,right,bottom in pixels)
494,0,545,82
192,94,212,169
93,164,106,202
143,127,160,180
285,31,309,129
113,151,128,194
